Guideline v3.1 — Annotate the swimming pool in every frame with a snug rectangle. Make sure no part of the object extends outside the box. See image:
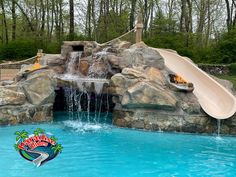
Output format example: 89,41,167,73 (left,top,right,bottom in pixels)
1,112,236,177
